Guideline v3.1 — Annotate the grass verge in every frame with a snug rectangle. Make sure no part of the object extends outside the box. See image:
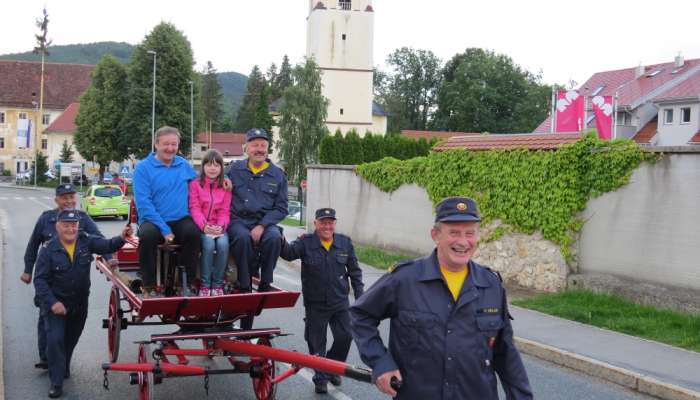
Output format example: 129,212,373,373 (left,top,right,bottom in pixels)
512,289,700,352
355,245,413,270
281,217,304,226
